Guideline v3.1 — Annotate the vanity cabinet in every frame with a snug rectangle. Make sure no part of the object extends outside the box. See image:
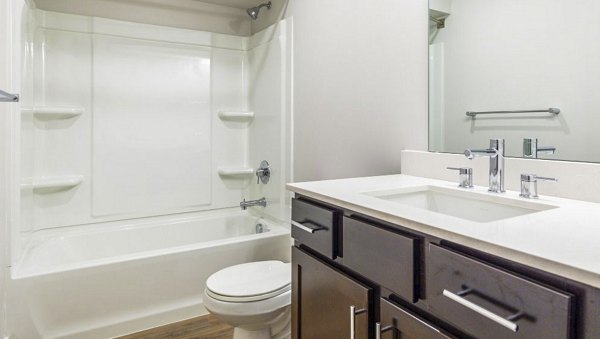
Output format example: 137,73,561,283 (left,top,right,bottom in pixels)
292,246,372,339
291,194,598,339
